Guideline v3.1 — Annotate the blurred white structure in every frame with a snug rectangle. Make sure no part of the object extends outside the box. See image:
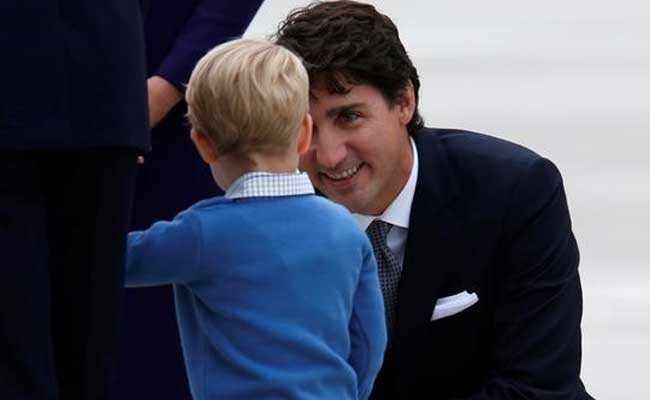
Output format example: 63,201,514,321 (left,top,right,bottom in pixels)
246,1,650,398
